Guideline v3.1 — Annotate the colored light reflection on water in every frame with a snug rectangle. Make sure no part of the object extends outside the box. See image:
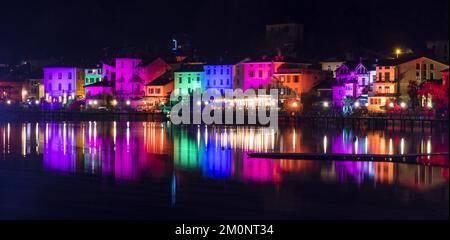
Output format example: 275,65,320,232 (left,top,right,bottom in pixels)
0,122,448,187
